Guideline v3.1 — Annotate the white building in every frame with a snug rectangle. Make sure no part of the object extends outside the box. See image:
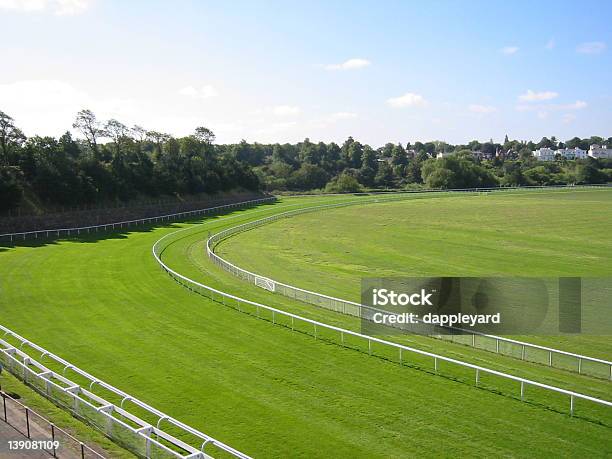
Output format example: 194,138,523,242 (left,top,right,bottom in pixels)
558,147,587,160
533,147,587,161
533,148,556,161
588,144,612,160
